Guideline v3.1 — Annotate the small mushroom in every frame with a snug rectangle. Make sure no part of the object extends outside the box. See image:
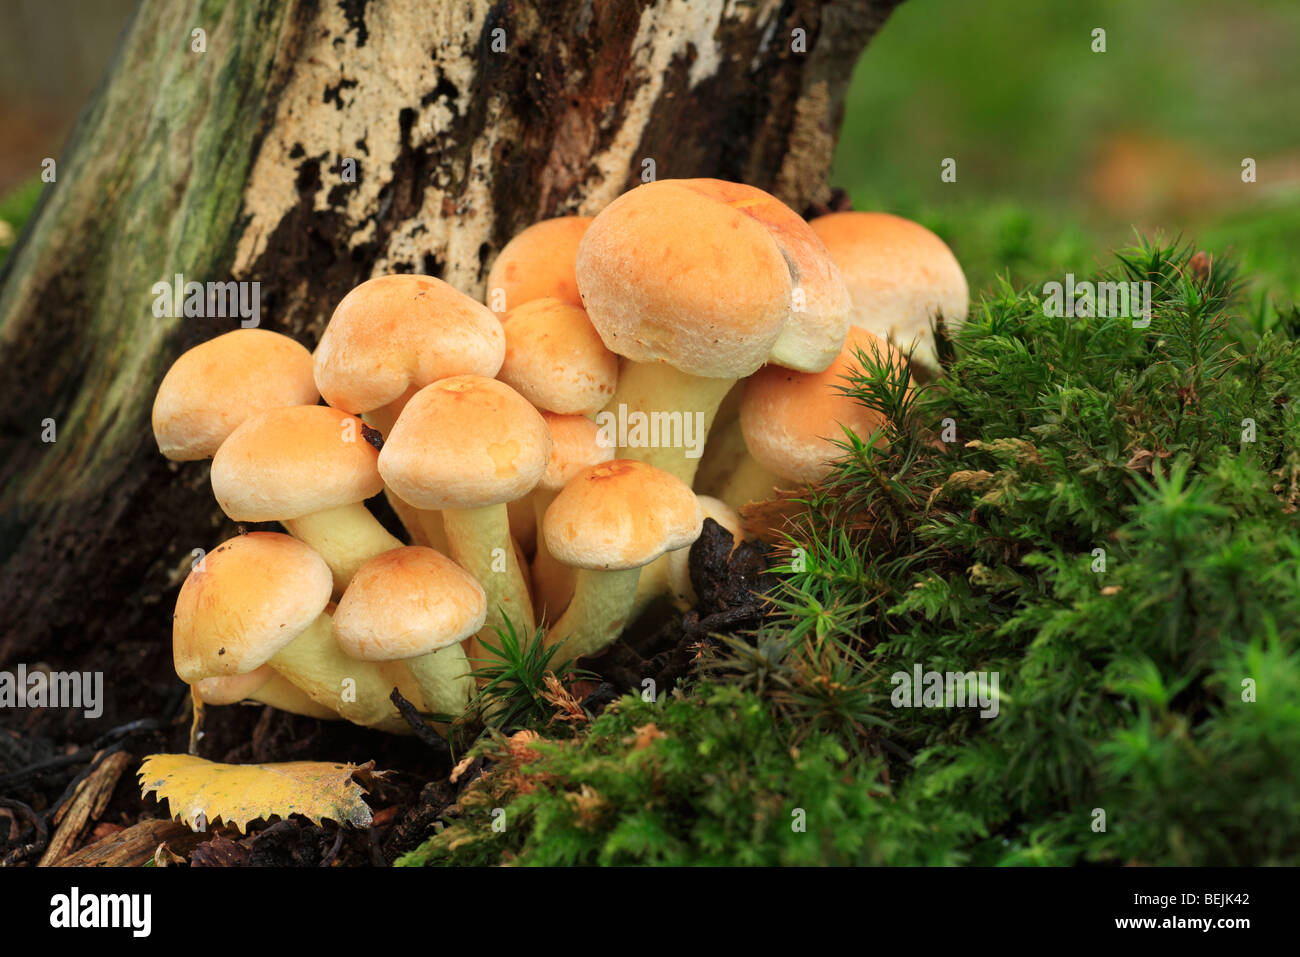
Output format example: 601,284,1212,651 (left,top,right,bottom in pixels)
725,326,907,507
379,376,551,659
210,405,403,593
333,547,484,718
531,412,616,622
152,328,318,461
485,215,593,311
542,460,702,661
496,298,619,416
312,274,506,422
173,532,419,731
312,274,507,547
809,211,969,375
576,179,849,486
